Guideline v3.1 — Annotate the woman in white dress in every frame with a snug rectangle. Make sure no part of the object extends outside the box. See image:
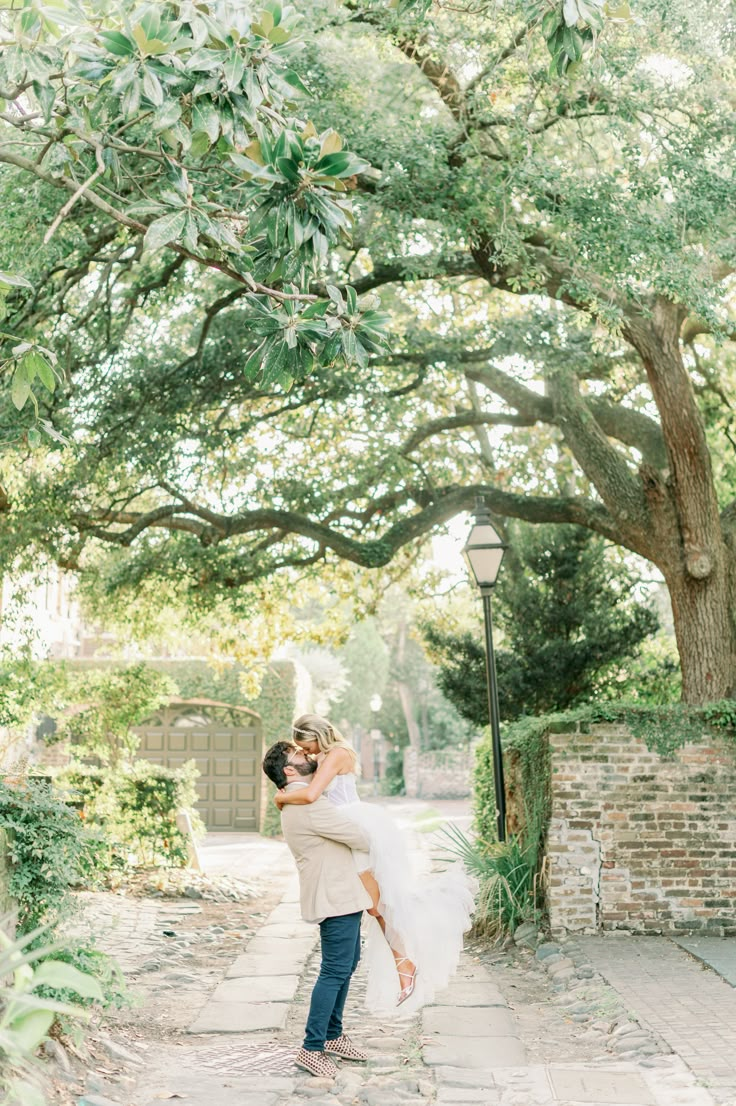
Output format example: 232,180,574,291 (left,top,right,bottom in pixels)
275,713,475,1014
